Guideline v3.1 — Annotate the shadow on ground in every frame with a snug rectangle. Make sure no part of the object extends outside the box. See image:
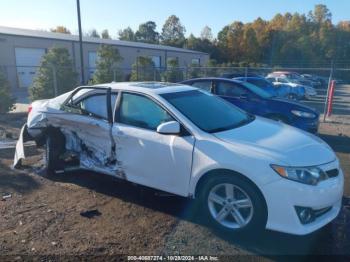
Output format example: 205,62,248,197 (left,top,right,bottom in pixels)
45,170,350,256
320,133,350,154
0,163,41,194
